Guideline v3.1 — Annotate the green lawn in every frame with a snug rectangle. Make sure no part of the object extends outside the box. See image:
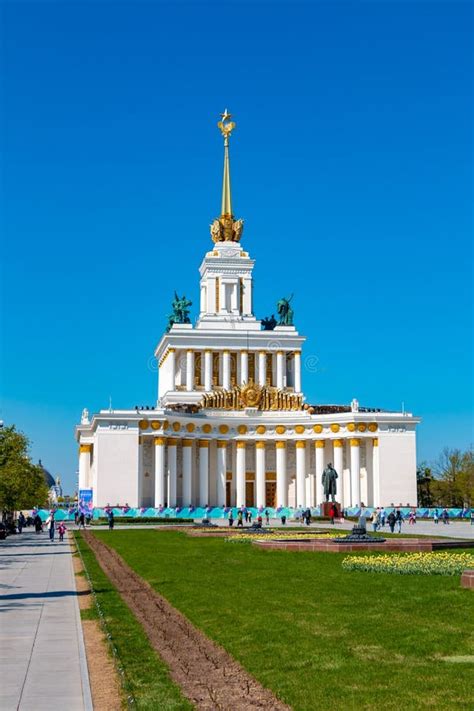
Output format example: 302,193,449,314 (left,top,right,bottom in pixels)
74,533,192,711
92,529,474,710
